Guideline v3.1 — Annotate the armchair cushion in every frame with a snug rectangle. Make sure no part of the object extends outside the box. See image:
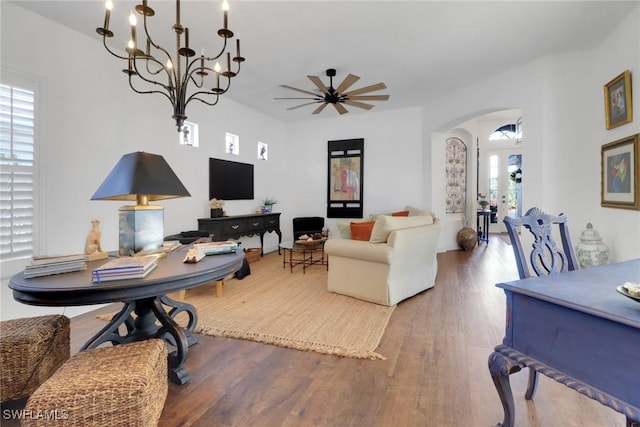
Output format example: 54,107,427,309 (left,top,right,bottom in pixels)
369,215,433,243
